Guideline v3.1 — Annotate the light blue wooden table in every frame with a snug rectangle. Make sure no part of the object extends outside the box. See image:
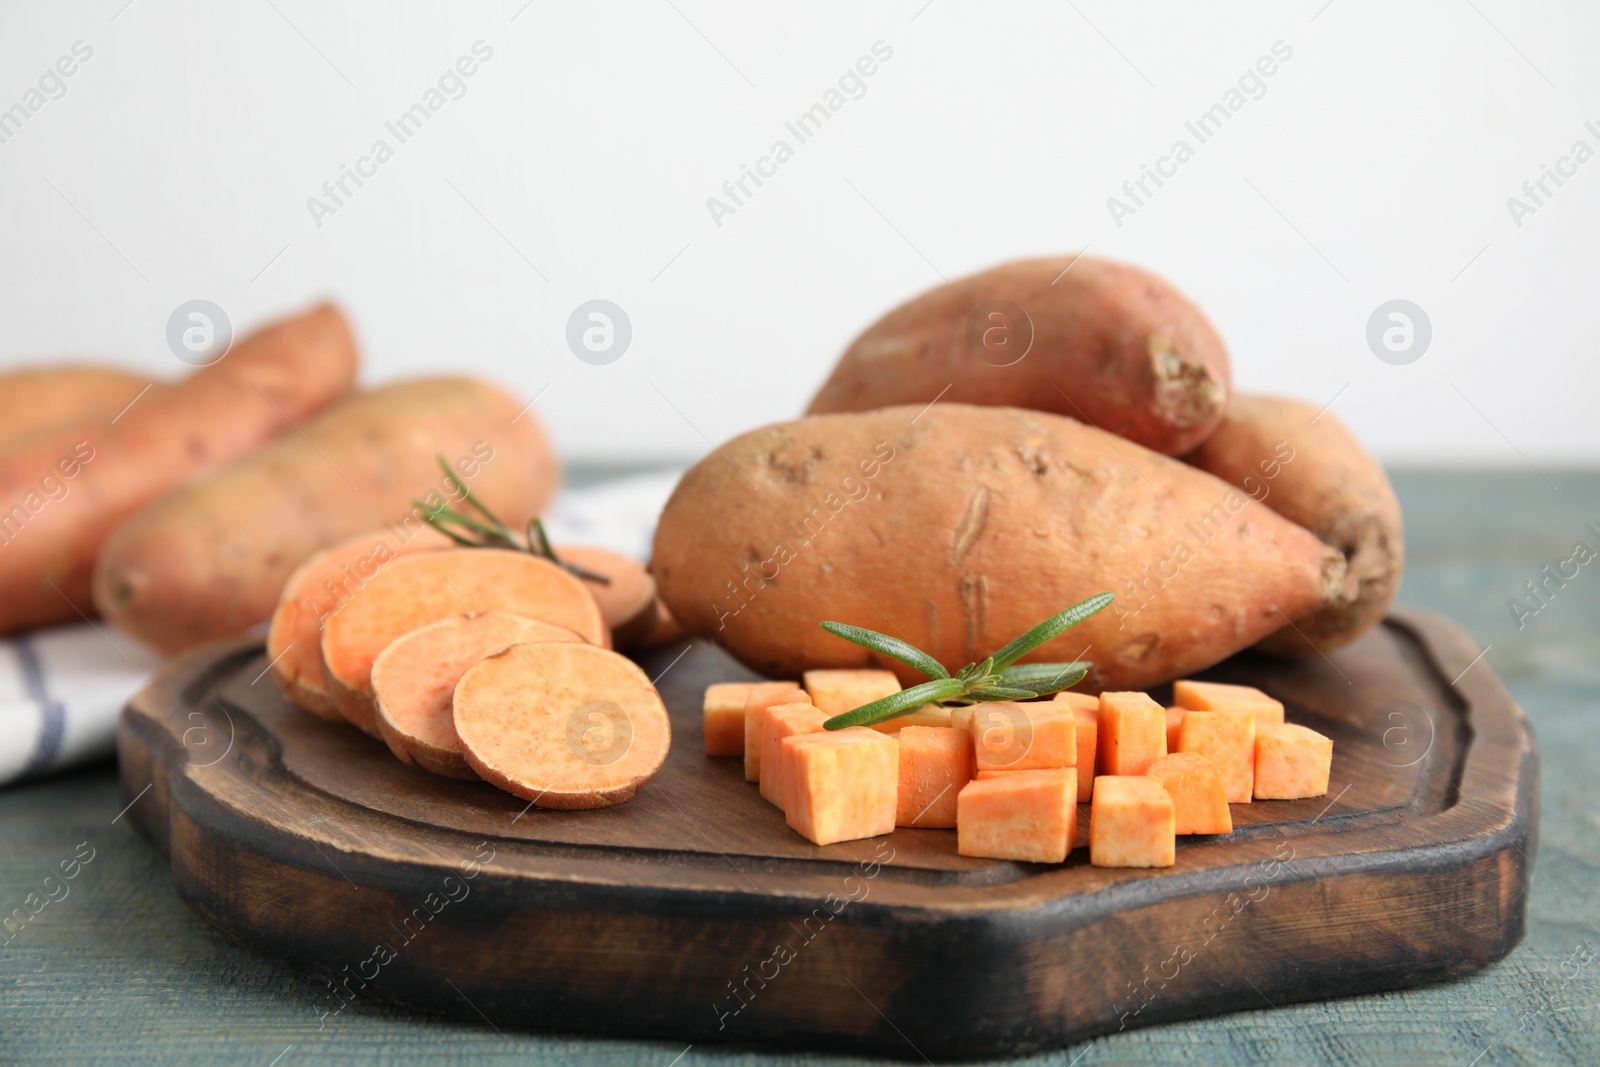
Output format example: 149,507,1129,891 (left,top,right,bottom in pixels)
2,468,1596,1065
